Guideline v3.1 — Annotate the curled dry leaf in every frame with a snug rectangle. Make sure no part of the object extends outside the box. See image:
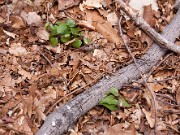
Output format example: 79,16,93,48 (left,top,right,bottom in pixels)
3,29,17,39
9,43,28,56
